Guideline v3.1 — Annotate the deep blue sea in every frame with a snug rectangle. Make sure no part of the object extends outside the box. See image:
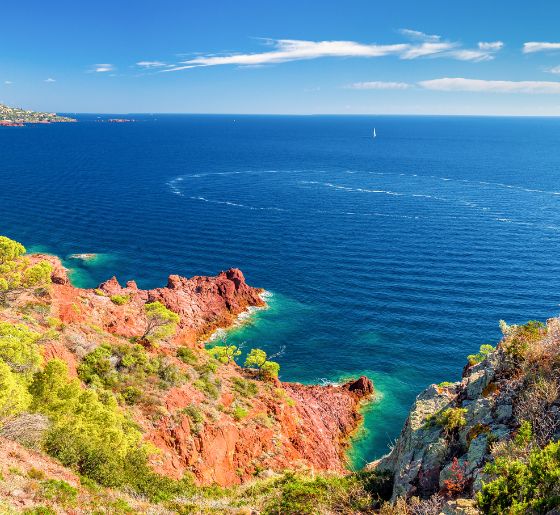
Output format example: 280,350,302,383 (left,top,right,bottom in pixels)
2,115,560,467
